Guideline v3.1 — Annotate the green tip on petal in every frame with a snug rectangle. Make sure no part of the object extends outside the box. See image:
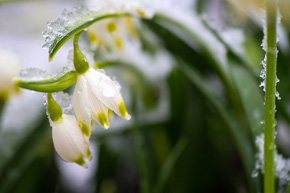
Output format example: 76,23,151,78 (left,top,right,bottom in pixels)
74,157,87,168
0,90,10,102
86,147,92,160
47,93,62,122
80,122,90,137
97,113,111,129
118,101,131,120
